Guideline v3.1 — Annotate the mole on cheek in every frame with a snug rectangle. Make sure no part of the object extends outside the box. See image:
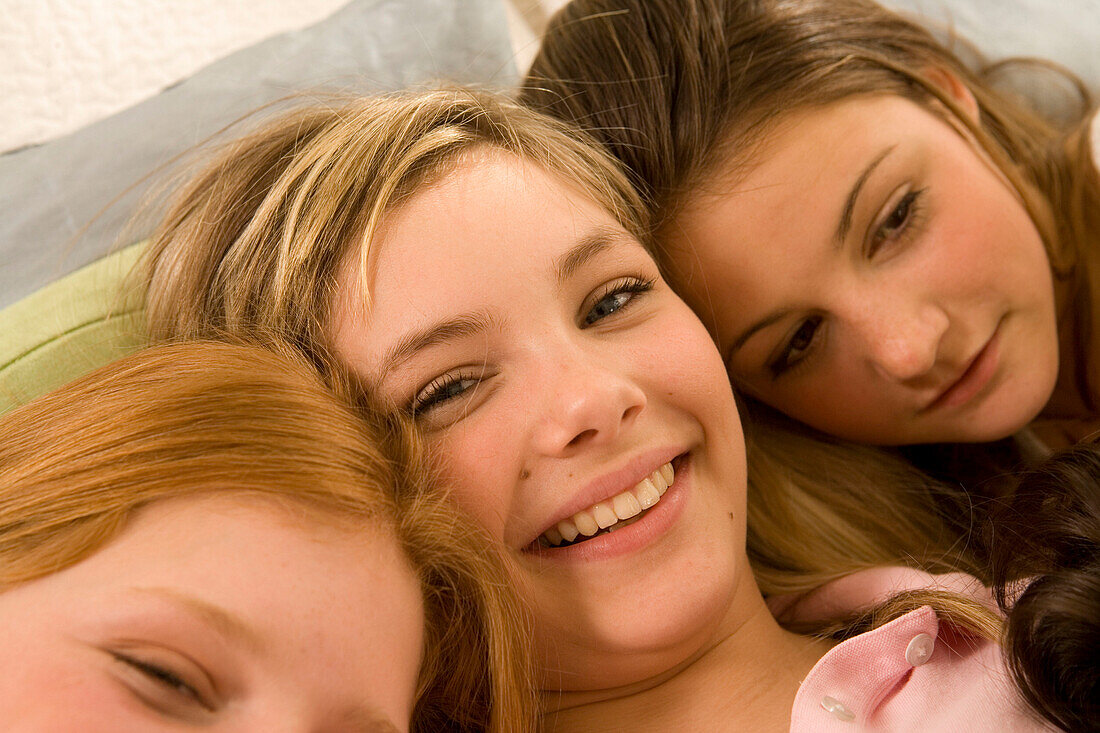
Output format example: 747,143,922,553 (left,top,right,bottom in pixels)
520,469,531,480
